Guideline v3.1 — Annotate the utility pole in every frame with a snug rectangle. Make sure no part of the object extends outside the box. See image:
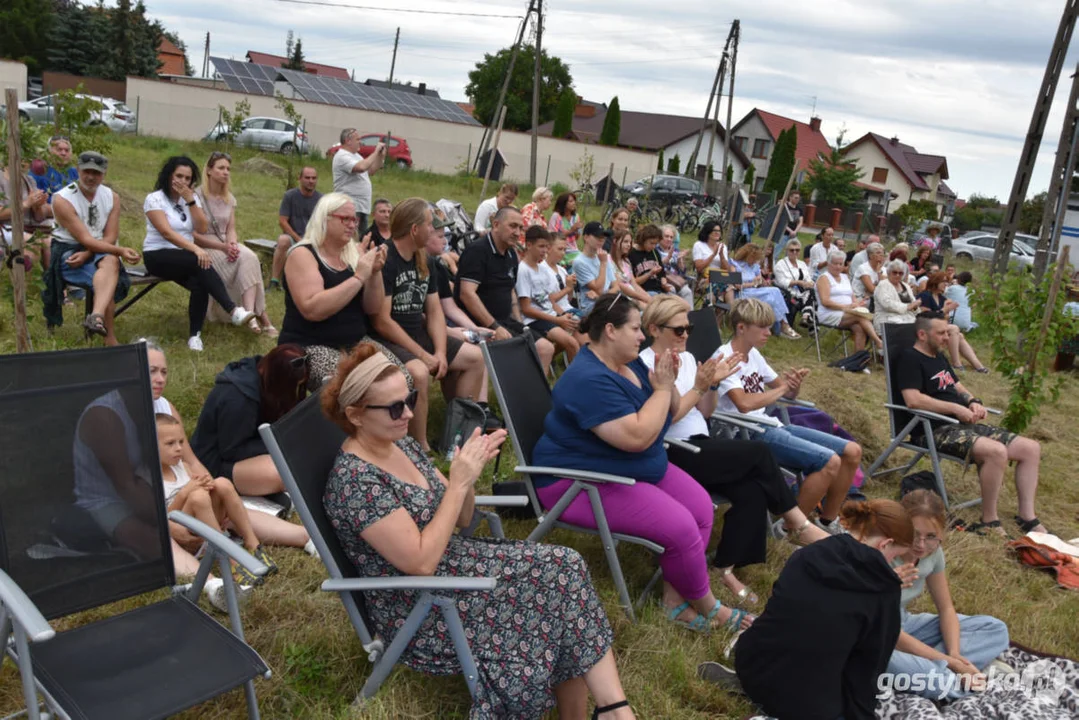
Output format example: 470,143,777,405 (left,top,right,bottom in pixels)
388,27,400,85
991,0,1079,275
1033,64,1079,280
202,32,210,78
530,0,543,185
474,0,536,173
720,20,740,208
704,54,725,184
688,21,738,177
